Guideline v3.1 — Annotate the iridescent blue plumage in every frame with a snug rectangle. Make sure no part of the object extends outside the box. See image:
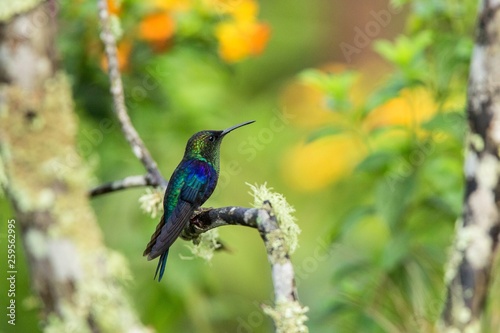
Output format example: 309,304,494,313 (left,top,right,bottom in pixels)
144,121,254,281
